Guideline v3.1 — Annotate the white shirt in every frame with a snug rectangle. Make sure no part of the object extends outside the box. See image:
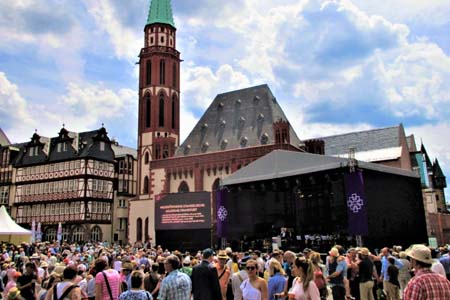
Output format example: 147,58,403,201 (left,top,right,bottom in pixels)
231,270,248,300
